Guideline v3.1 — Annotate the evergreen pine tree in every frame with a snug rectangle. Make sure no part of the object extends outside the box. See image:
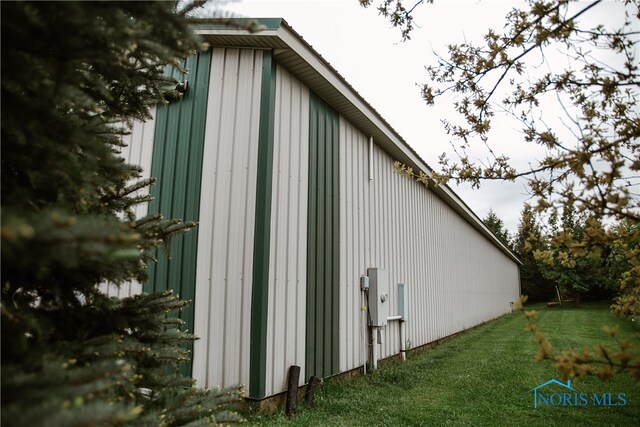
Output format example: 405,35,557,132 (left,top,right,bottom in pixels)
2,2,242,425
482,209,511,248
512,205,554,301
